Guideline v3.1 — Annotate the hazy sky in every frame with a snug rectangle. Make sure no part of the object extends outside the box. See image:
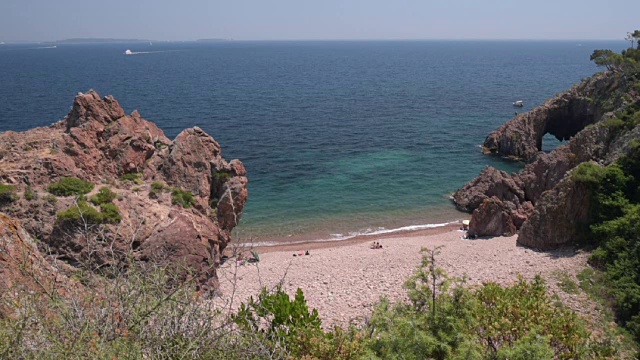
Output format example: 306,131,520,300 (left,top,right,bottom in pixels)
0,0,638,42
